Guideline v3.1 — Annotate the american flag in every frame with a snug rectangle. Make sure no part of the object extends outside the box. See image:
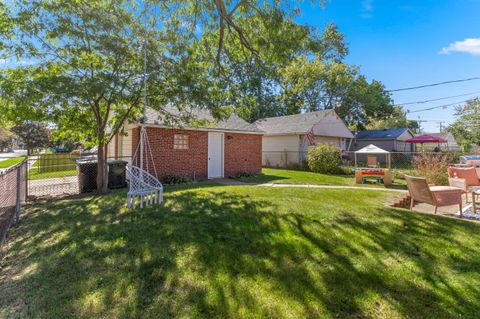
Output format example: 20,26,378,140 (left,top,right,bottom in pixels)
305,127,316,146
